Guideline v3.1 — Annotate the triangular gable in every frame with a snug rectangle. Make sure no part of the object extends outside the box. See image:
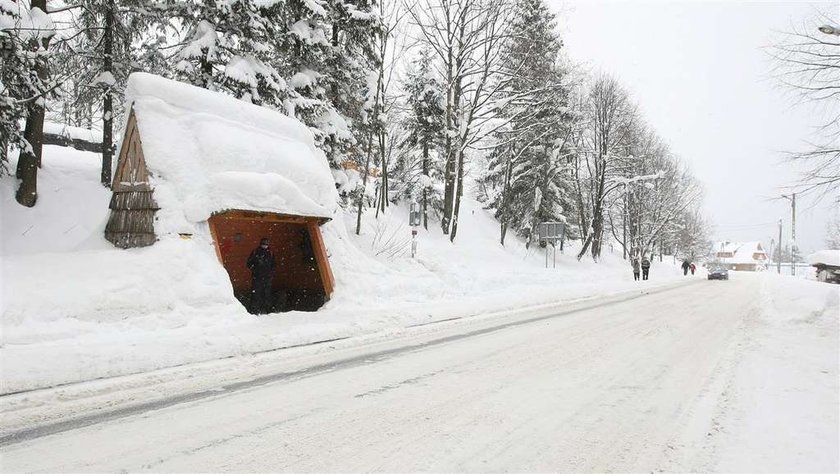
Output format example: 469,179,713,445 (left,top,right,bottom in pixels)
112,109,151,192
